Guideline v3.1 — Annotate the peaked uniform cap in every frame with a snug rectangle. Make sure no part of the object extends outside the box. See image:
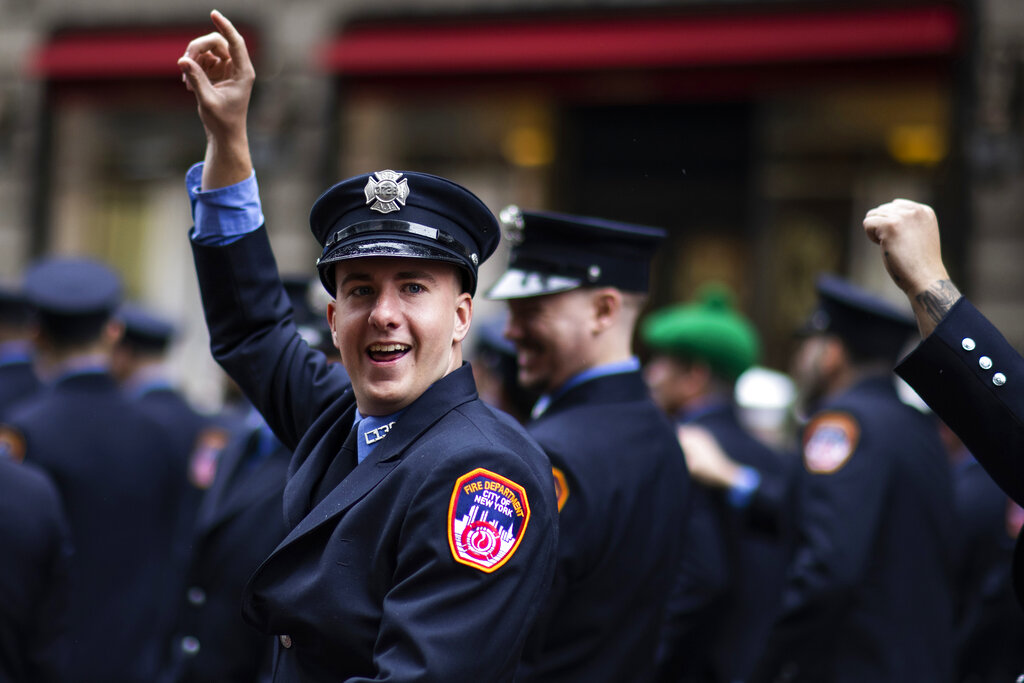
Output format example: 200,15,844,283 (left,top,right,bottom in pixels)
281,274,318,327
485,206,666,300
804,273,917,361
117,303,176,351
281,273,333,353
641,284,760,381
23,257,122,343
310,169,501,296
23,257,121,317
